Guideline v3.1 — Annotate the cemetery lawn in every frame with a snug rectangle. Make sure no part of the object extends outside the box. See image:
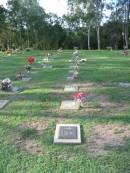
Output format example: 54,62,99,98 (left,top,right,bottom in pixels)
0,50,130,173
